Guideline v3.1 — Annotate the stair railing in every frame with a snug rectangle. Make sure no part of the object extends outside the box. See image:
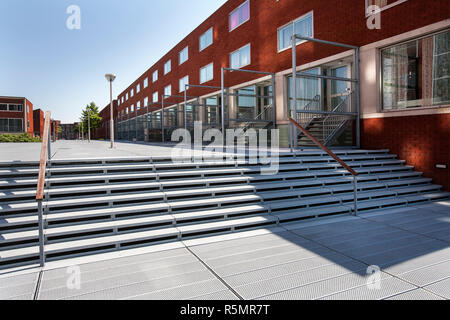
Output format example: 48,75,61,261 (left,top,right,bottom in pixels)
322,91,353,143
36,111,52,267
289,117,358,216
239,103,274,133
296,95,321,128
